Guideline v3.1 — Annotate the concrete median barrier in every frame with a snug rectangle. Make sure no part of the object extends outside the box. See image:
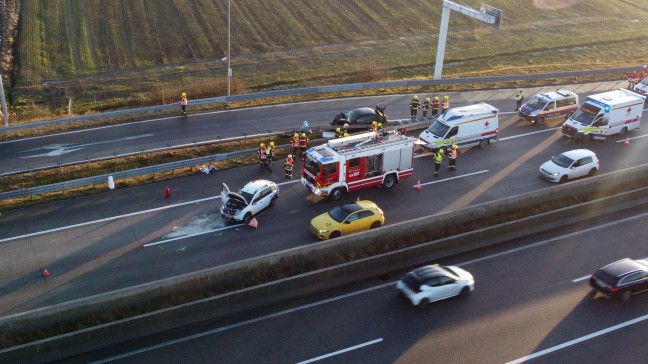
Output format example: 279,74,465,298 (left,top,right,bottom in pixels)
2,166,648,362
